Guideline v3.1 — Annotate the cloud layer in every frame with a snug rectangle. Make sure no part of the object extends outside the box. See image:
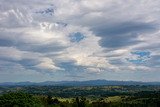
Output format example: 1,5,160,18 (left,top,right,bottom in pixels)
0,0,160,82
